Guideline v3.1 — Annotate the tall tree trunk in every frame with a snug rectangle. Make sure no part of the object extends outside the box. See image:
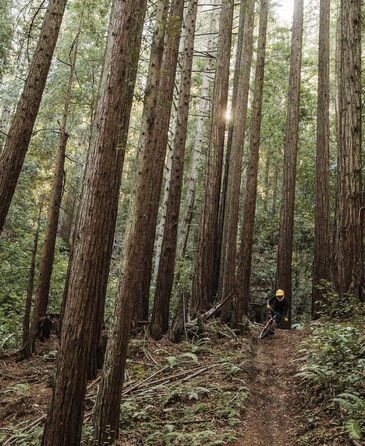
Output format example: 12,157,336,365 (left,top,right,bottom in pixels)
60,169,79,246
19,205,42,360
171,6,219,343
92,1,184,443
150,0,198,340
0,0,68,232
177,2,218,260
87,0,148,381
41,3,147,445
236,0,269,327
272,163,279,217
333,0,362,294
29,13,84,354
219,0,255,322
153,143,174,283
312,0,331,317
192,0,234,314
153,20,186,283
263,149,270,212
132,0,170,324
217,0,246,287
276,0,304,328
0,101,11,153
